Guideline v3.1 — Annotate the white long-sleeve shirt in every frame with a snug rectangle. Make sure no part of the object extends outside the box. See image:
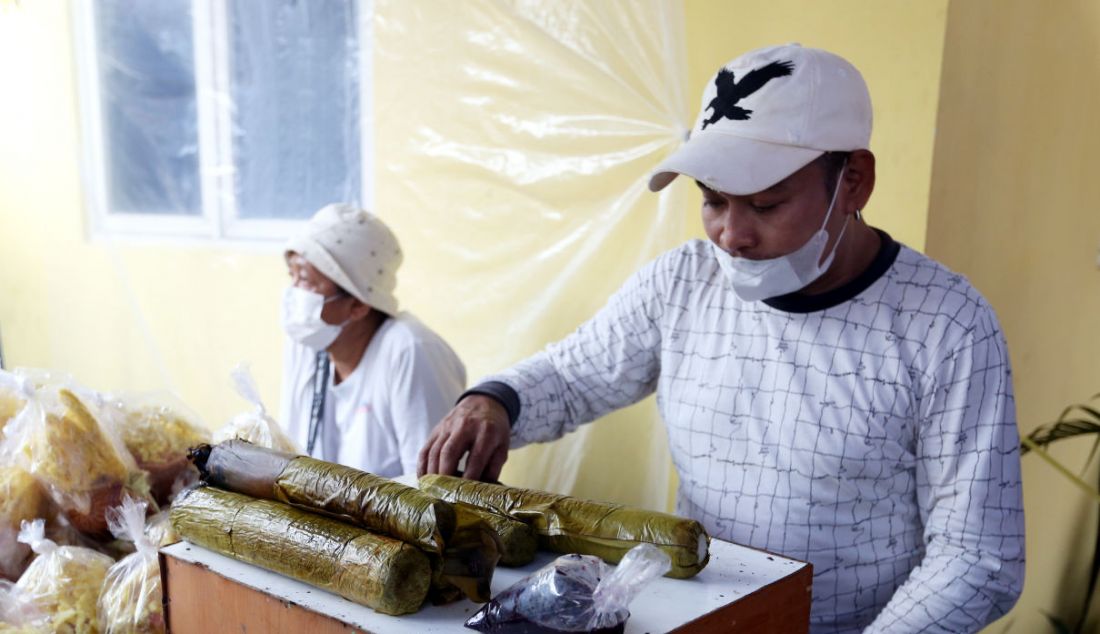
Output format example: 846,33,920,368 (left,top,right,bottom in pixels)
281,312,466,477
484,233,1024,633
